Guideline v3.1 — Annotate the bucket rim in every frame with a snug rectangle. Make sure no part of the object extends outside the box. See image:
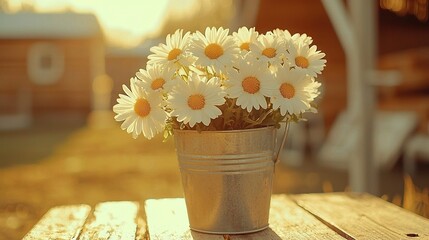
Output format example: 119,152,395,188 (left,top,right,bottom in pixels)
173,126,276,134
